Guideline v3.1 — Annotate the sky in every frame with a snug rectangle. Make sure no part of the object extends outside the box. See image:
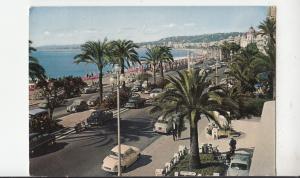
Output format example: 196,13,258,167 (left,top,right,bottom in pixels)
30,6,268,46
